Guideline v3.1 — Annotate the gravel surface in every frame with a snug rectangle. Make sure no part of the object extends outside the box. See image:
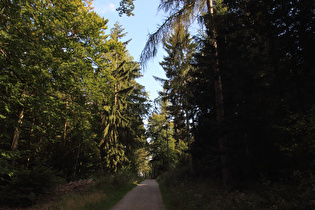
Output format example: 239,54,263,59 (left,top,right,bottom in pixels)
110,179,166,210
